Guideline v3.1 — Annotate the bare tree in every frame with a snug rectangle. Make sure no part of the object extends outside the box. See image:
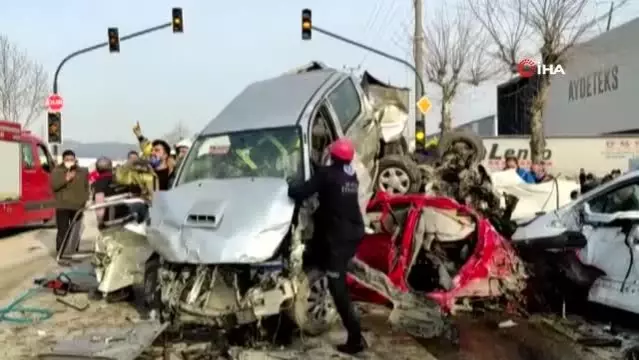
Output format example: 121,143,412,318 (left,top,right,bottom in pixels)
469,0,628,161
422,7,497,134
0,35,48,128
163,121,191,145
